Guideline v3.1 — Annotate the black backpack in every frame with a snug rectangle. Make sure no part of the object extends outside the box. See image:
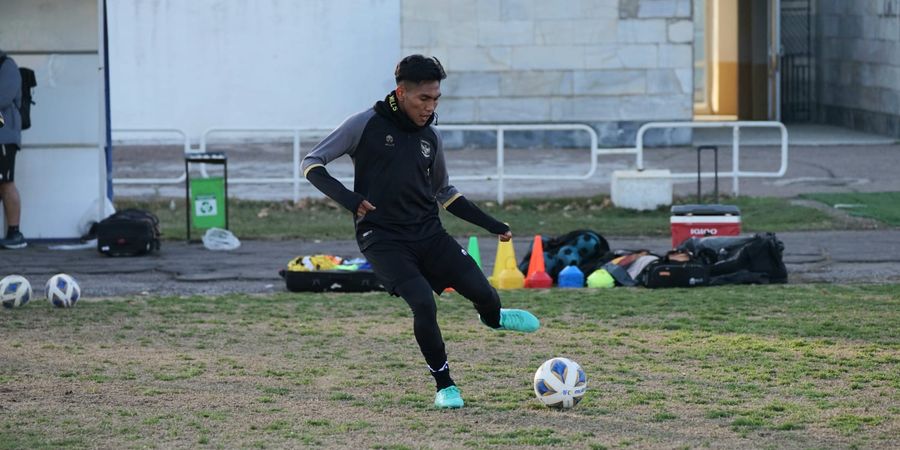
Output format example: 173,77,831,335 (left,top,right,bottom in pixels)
0,55,36,130
94,209,162,257
518,230,610,282
674,233,788,285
